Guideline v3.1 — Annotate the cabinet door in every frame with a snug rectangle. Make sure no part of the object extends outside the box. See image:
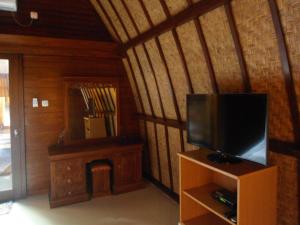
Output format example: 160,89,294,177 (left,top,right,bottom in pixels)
115,152,141,186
